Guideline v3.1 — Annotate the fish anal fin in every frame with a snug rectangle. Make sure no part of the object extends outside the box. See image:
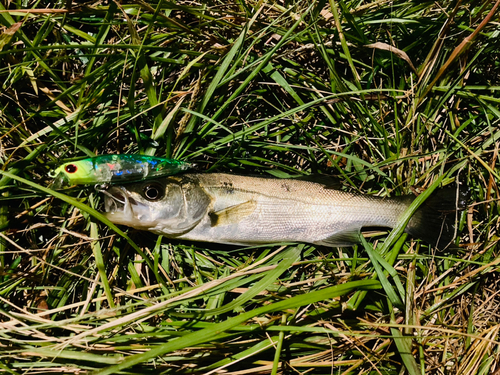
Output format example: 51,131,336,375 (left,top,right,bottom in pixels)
315,228,361,247
209,200,257,227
